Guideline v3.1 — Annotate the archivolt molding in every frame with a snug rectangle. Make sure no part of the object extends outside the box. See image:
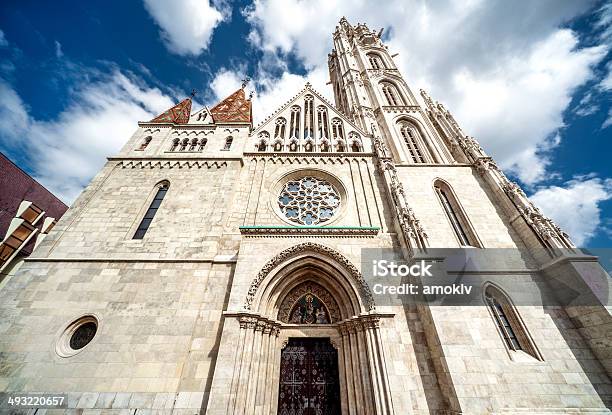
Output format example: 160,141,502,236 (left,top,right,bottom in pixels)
244,242,375,312
117,160,228,169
